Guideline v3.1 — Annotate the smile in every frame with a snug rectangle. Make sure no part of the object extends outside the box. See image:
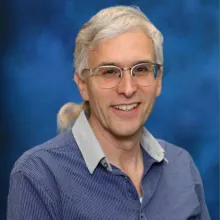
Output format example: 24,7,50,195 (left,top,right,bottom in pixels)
112,103,139,111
